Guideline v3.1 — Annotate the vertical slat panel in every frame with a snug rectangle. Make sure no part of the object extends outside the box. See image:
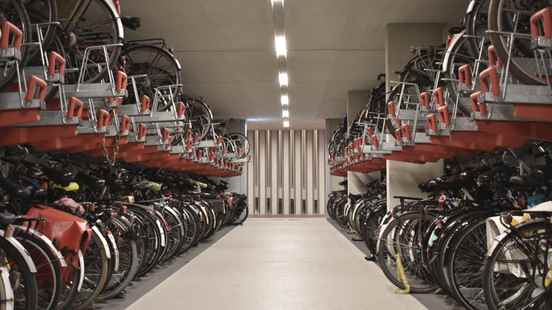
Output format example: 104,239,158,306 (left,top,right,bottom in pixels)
313,129,319,214
319,130,327,215
271,130,278,215
294,130,302,216
247,130,255,215
258,130,266,215
283,130,290,215
289,129,295,215
306,131,314,215
265,130,271,215
254,130,260,215
301,130,307,215
278,130,283,215
245,128,328,217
